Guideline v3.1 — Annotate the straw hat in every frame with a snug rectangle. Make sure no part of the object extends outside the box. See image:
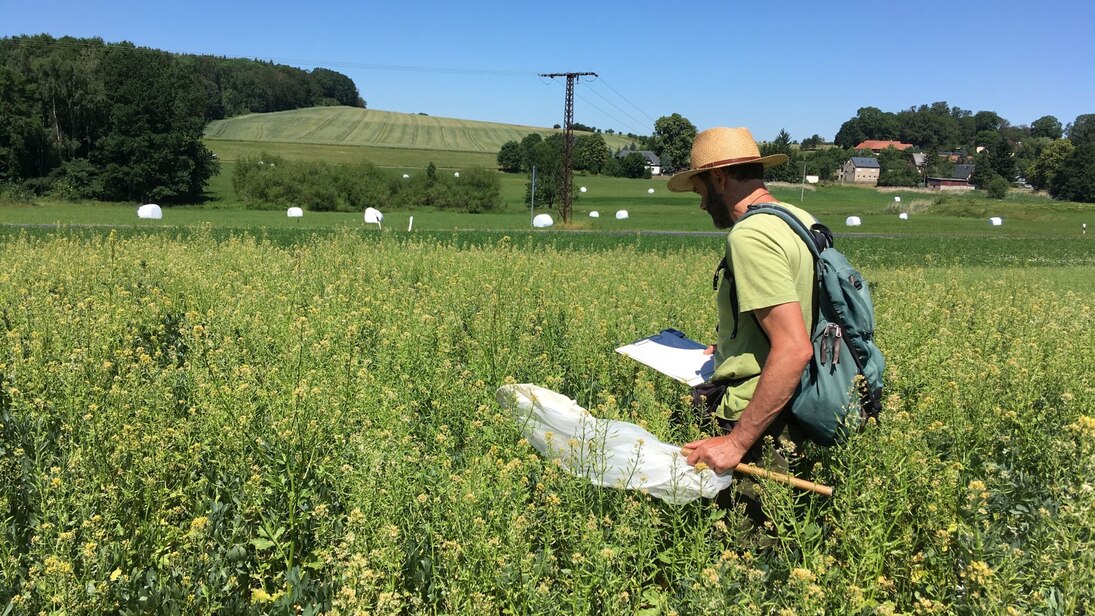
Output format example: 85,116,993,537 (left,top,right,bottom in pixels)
666,127,787,192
